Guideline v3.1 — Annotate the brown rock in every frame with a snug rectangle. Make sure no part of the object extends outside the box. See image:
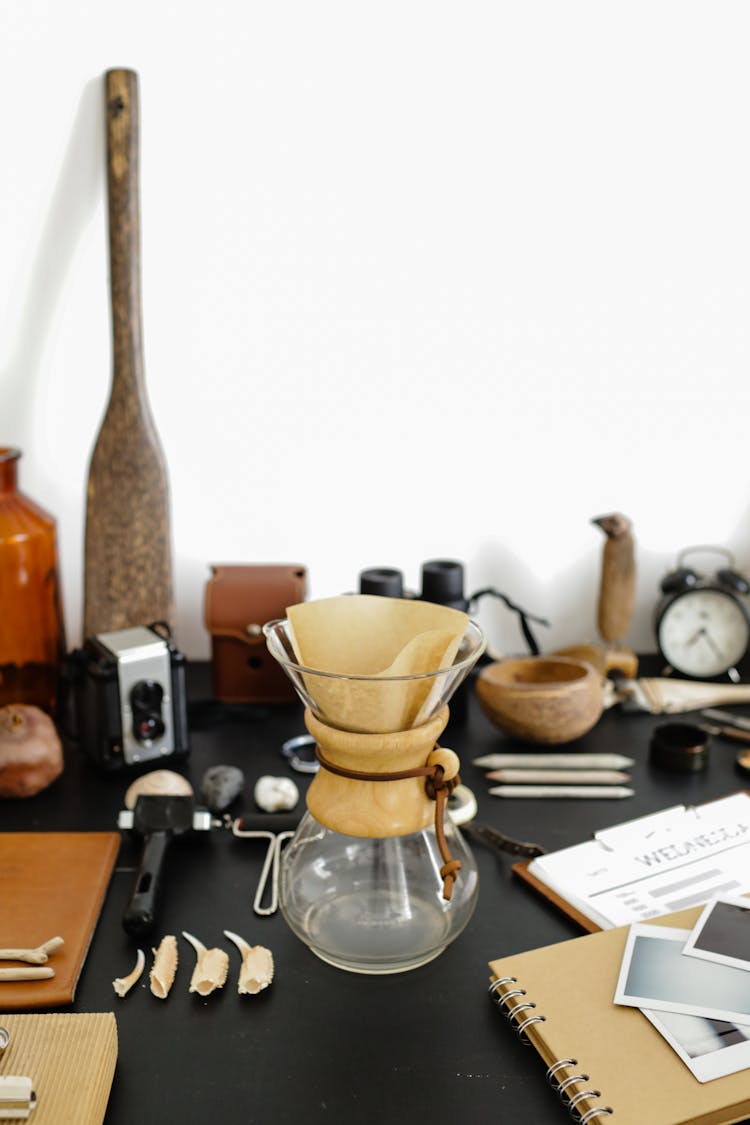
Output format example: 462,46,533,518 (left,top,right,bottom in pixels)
0,704,64,798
